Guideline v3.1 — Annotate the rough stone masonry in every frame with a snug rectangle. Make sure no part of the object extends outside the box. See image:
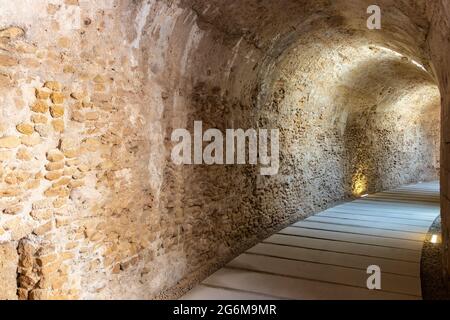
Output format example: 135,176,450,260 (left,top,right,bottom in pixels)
0,0,448,300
